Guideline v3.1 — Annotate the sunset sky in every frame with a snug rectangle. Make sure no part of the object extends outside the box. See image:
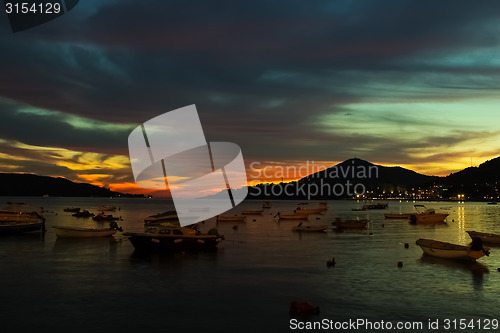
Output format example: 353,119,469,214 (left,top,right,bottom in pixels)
1,0,500,194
